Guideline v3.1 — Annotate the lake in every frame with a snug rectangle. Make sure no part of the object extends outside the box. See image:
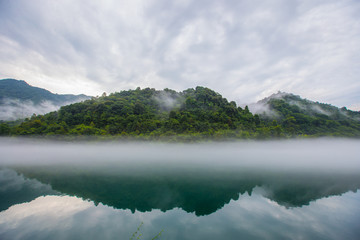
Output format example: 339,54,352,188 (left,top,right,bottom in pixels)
0,138,359,240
